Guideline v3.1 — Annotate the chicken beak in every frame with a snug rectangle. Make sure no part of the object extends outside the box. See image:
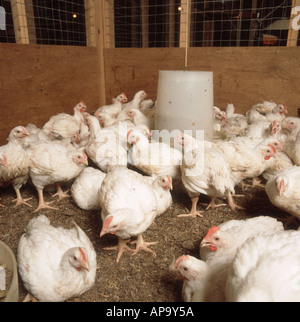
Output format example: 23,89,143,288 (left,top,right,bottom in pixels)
100,229,106,238
21,129,30,138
